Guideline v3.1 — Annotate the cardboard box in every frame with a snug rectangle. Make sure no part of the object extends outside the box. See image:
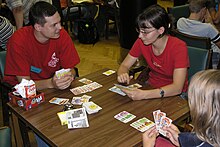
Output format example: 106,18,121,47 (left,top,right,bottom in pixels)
9,92,45,110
